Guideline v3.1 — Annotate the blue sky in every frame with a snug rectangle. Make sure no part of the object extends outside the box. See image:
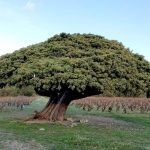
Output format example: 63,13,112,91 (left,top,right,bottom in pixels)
0,0,150,62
